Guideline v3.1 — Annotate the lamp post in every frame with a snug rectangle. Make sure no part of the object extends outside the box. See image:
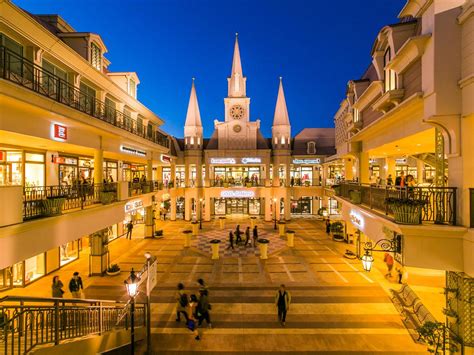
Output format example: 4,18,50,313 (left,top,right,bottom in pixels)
124,268,140,355
144,252,152,354
199,198,203,229
361,250,374,272
360,235,401,272
273,197,277,230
